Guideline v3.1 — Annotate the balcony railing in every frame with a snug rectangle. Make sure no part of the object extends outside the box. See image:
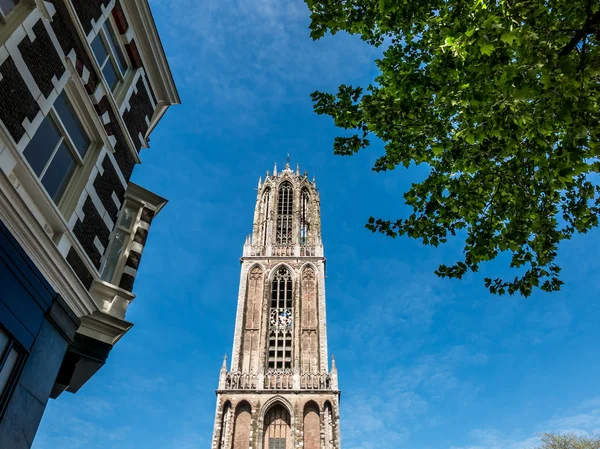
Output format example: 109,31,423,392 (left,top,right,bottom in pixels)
222,370,332,391
272,245,294,257
243,242,323,257
264,369,294,390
